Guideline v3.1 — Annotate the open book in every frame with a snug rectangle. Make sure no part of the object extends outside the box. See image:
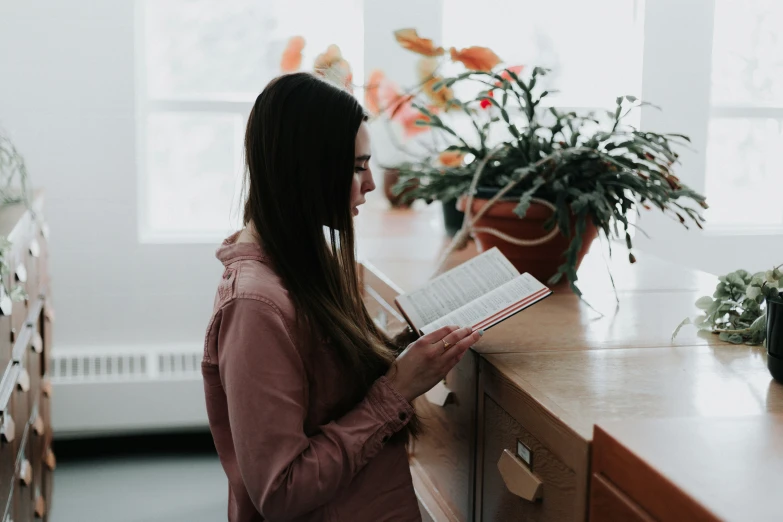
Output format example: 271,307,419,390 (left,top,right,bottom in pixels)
394,247,553,335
